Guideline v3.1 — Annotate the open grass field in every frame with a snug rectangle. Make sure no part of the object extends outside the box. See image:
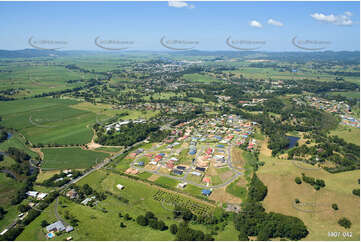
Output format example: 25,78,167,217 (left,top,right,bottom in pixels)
230,66,360,84
257,154,360,241
71,101,160,122
330,125,360,146
0,98,95,145
330,91,360,99
154,176,179,188
183,73,221,83
17,169,220,240
41,147,109,170
225,178,247,200
0,64,96,98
